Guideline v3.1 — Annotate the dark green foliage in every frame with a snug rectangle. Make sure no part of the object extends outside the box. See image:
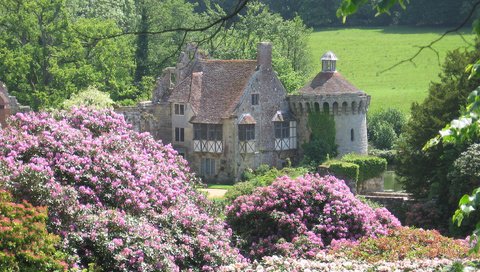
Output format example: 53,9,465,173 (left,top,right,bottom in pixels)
396,43,480,201
342,154,387,182
207,0,475,28
368,108,406,150
368,148,397,165
0,190,67,271
372,122,397,150
302,112,337,164
448,143,480,205
322,160,359,184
